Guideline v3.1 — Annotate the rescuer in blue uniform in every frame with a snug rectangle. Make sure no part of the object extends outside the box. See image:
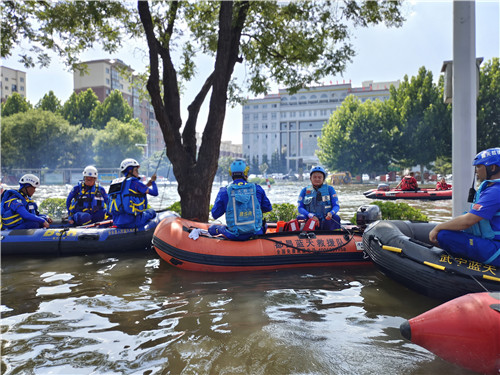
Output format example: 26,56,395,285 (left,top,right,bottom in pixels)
66,166,109,226
108,158,158,229
1,174,53,229
209,159,272,240
430,148,500,266
297,166,341,230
